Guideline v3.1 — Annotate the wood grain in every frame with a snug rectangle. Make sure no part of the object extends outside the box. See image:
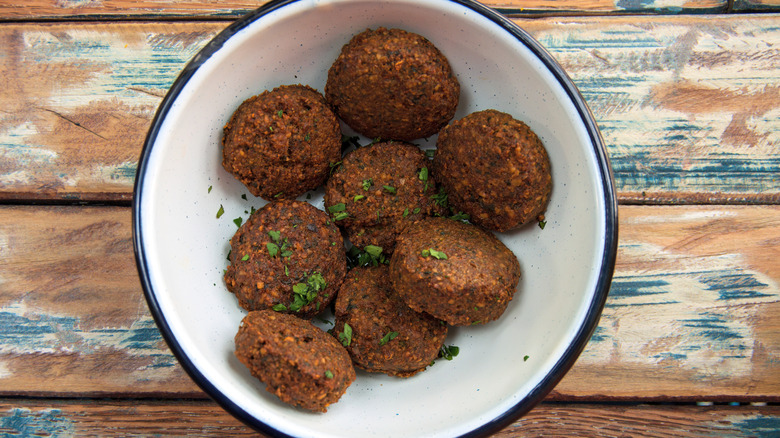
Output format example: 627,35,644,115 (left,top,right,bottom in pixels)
0,16,777,204
0,205,777,399
733,0,780,11
0,1,729,21
0,400,777,437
